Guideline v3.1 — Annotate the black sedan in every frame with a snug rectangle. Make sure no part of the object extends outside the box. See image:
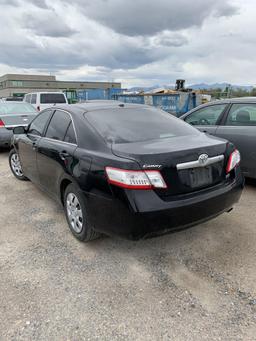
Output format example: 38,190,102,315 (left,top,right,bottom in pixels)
9,102,244,241
180,97,256,179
